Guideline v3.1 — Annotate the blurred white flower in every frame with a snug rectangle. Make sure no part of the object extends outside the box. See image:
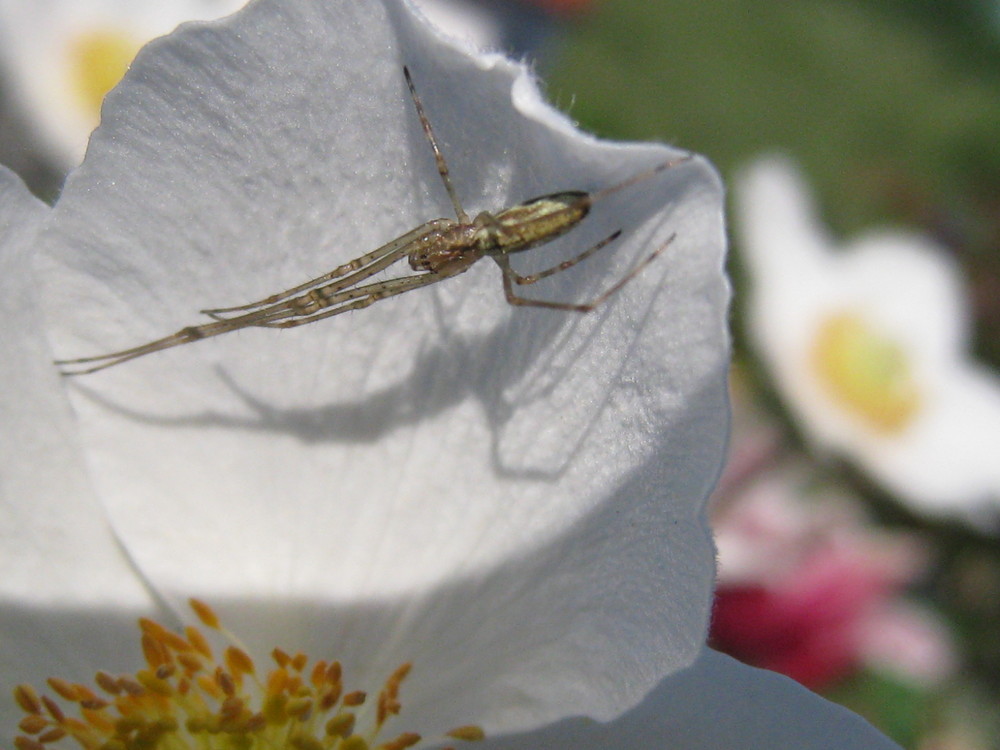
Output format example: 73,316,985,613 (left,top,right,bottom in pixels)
0,0,246,168
413,0,591,58
736,156,1000,527
415,0,508,50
